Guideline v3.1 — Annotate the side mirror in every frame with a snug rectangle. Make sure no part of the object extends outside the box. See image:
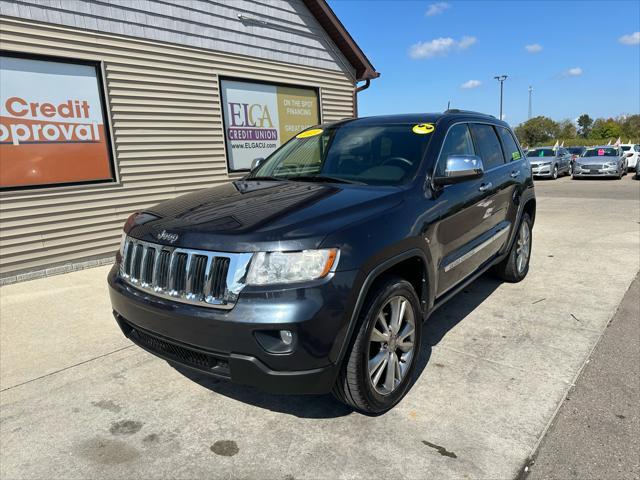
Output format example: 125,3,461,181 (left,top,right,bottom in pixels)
434,154,484,185
251,157,265,170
